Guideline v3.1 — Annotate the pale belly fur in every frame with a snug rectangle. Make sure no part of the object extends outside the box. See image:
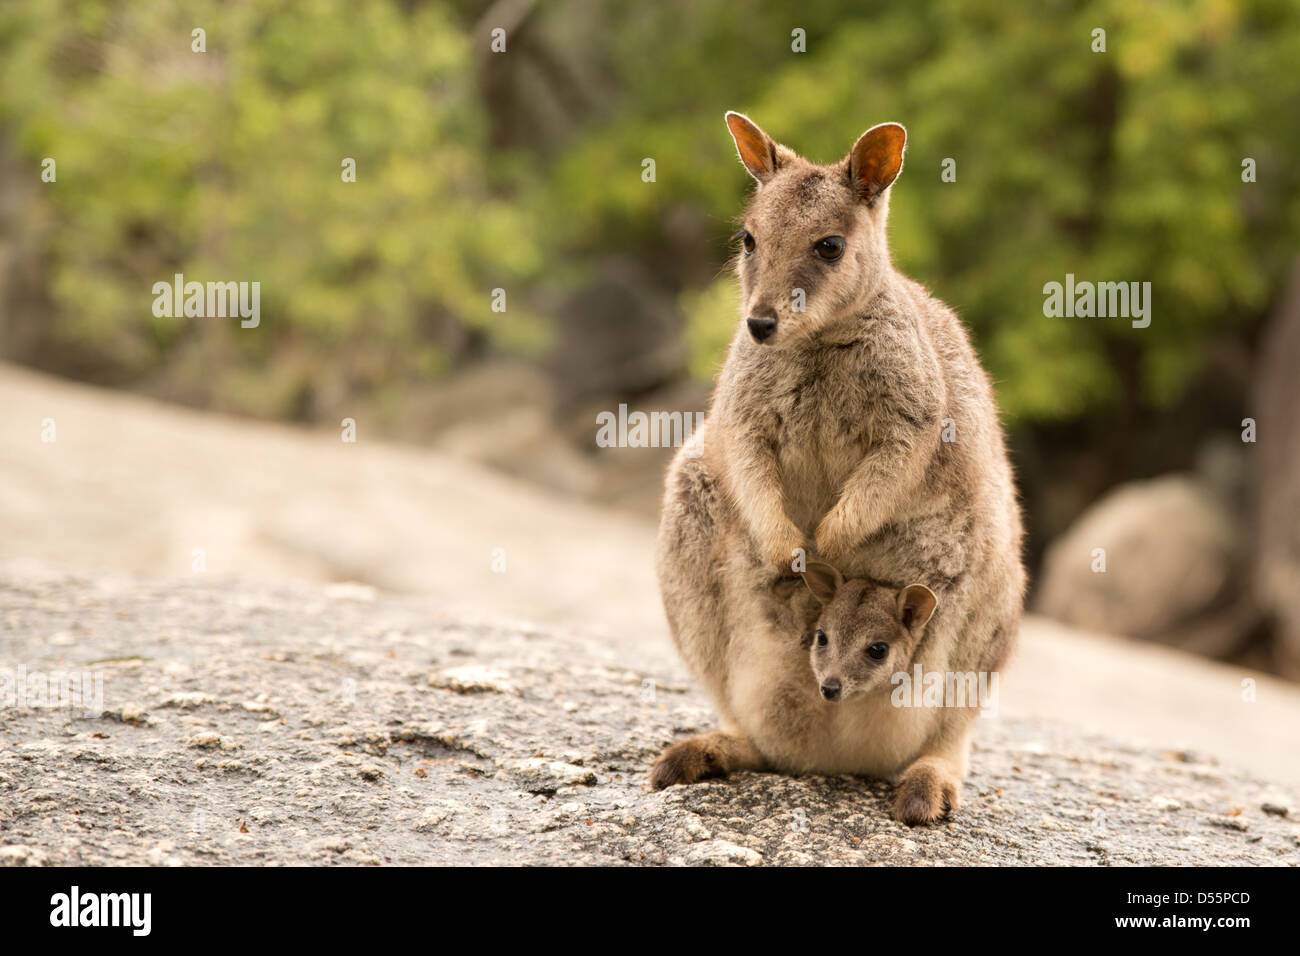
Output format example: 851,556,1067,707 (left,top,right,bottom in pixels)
722,627,944,779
